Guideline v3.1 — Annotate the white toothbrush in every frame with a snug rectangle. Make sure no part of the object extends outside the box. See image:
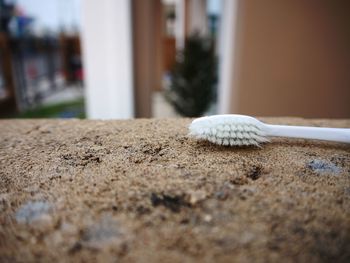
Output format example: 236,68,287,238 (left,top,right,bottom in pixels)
189,114,350,146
